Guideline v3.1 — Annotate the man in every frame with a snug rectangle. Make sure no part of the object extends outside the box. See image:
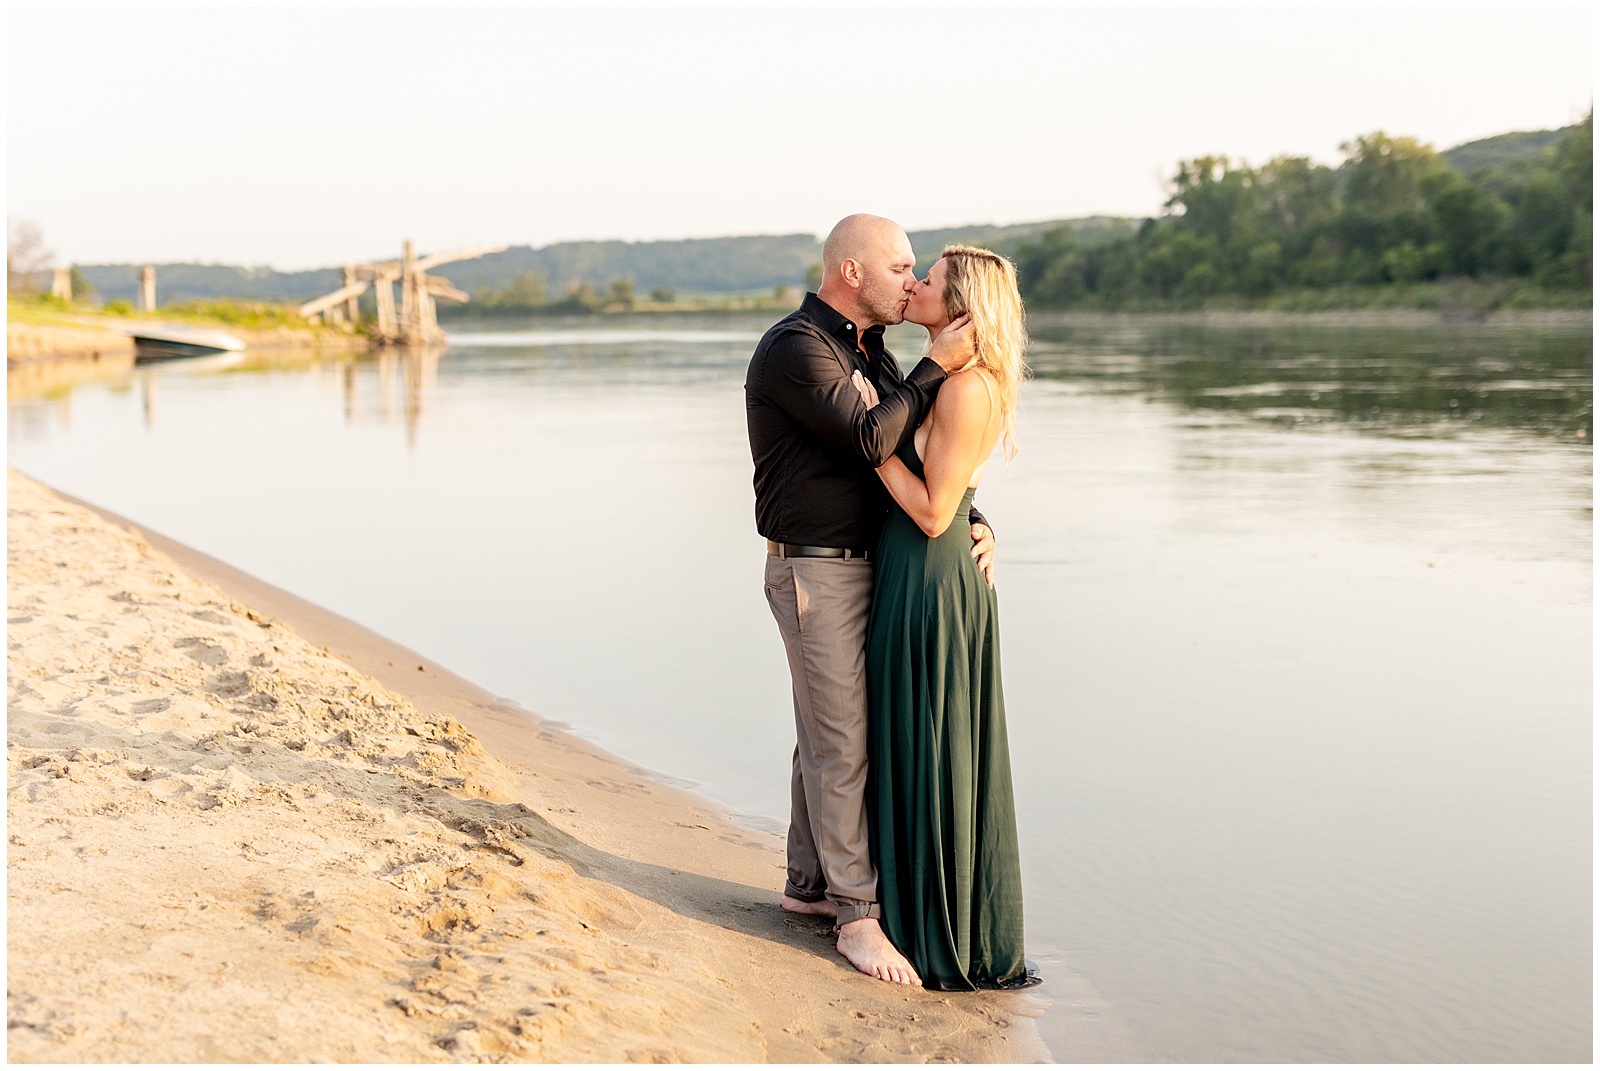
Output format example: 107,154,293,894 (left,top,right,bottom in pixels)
745,214,995,985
